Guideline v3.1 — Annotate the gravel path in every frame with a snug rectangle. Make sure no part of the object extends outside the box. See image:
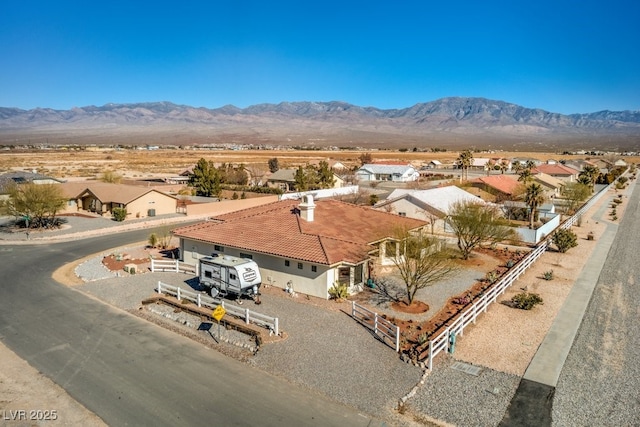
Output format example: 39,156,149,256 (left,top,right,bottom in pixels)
552,179,640,426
